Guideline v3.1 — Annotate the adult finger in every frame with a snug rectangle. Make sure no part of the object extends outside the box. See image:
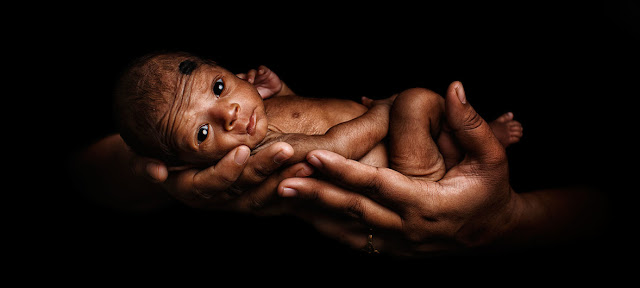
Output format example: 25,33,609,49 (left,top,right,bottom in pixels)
165,145,250,203
296,209,372,251
237,142,294,185
445,81,506,164
278,176,404,231
233,162,314,213
302,150,415,205
130,155,168,183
